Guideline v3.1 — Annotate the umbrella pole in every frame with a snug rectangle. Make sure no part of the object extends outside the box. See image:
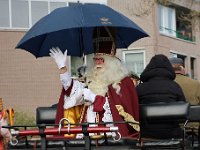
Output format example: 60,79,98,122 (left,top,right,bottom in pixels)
79,28,84,56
